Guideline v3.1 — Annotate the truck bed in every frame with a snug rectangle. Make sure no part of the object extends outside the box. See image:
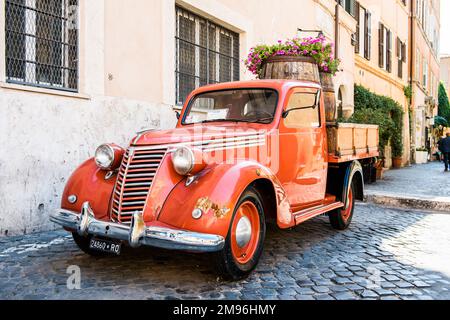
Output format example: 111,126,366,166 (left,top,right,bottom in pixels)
327,123,379,163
